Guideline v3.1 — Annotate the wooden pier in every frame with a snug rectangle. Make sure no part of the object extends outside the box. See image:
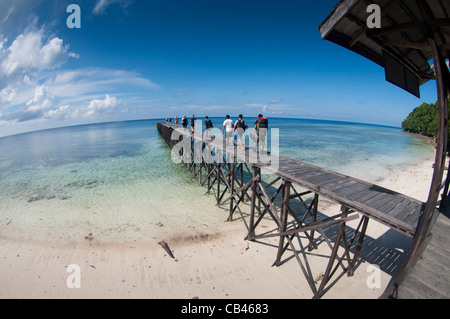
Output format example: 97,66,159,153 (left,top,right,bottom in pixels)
157,121,436,298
